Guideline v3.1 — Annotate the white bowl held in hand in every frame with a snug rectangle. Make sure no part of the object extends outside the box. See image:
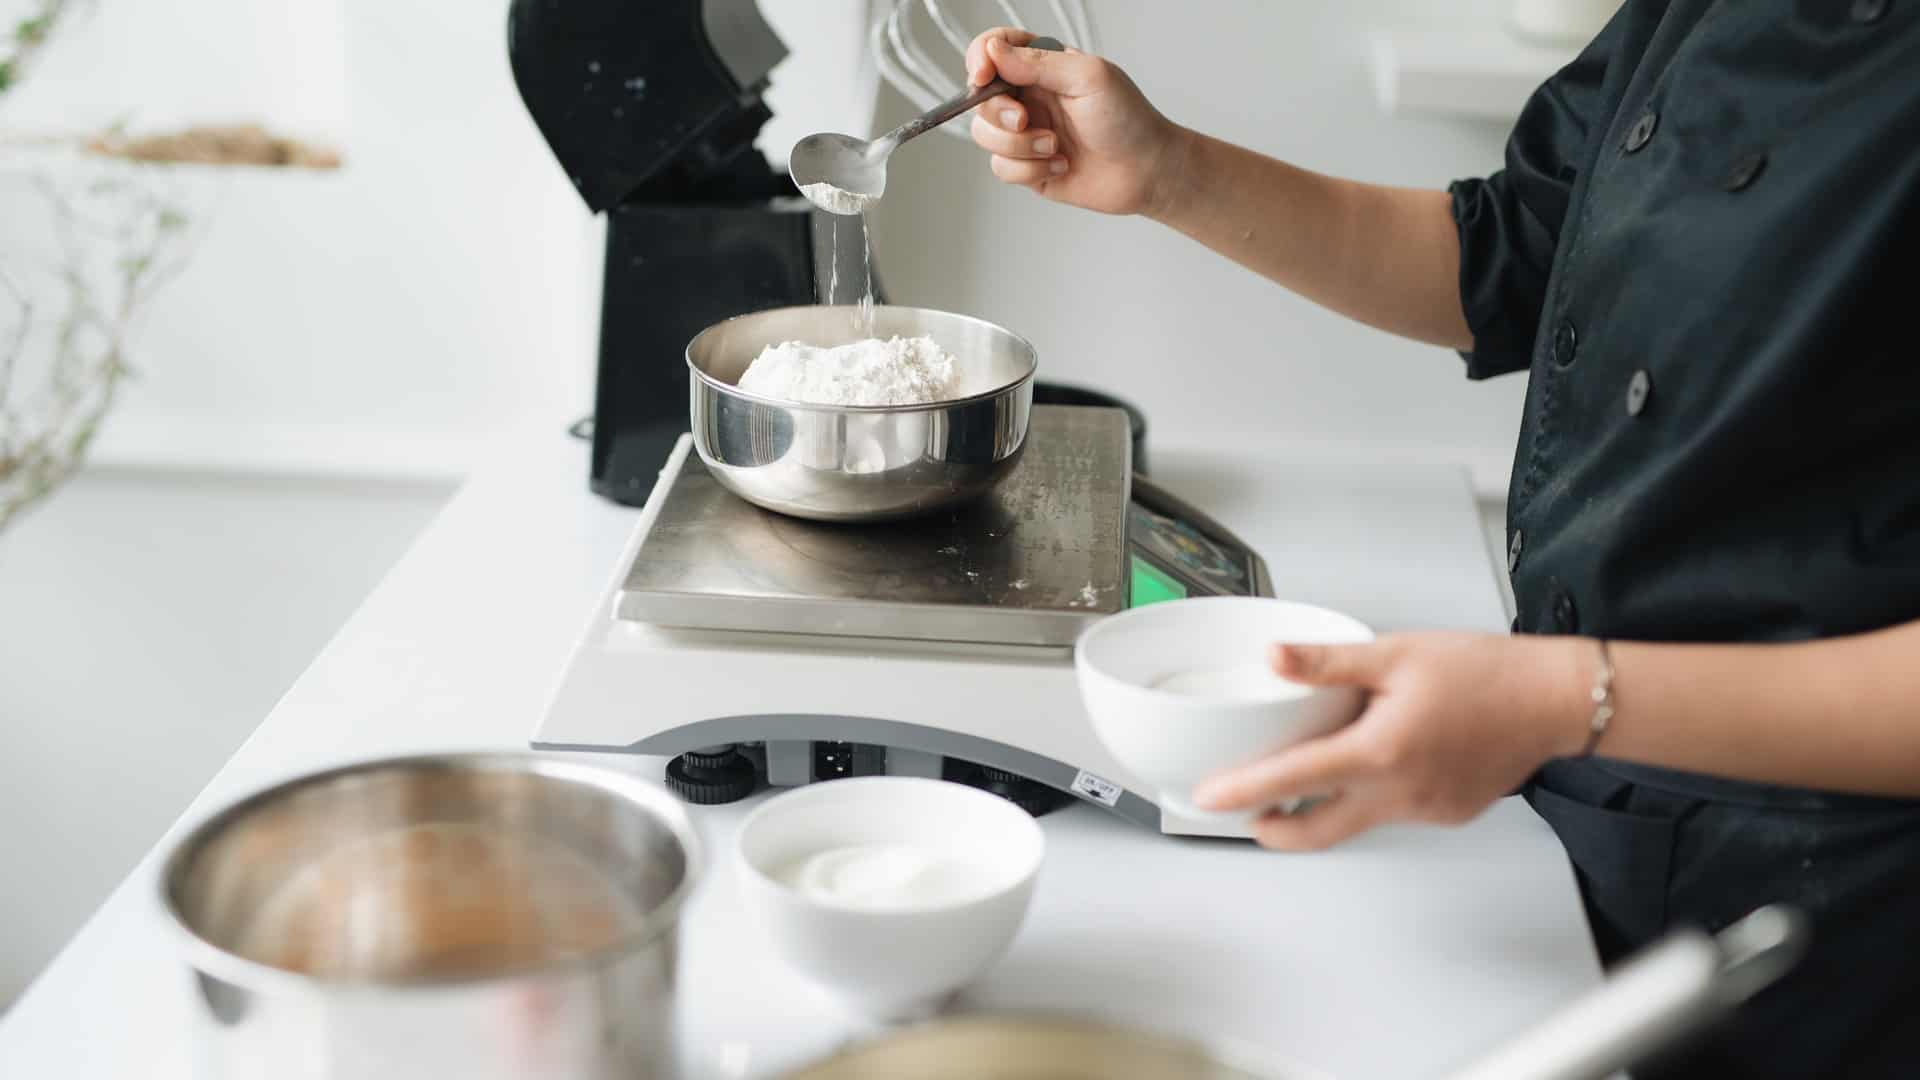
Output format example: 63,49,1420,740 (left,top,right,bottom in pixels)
734,777,1044,1021
1074,597,1375,822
